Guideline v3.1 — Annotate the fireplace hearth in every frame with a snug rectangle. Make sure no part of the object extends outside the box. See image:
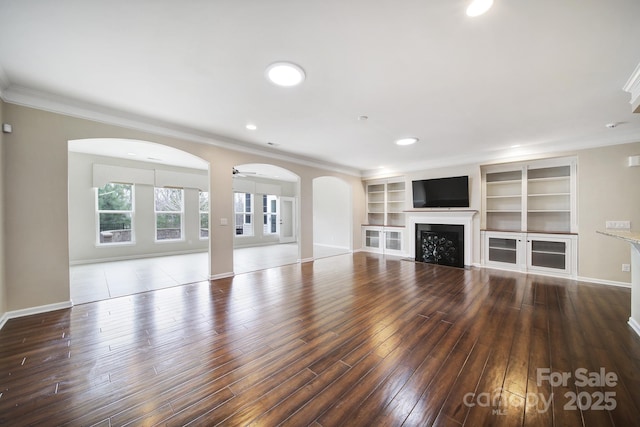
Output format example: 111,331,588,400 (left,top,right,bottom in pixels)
415,223,464,268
